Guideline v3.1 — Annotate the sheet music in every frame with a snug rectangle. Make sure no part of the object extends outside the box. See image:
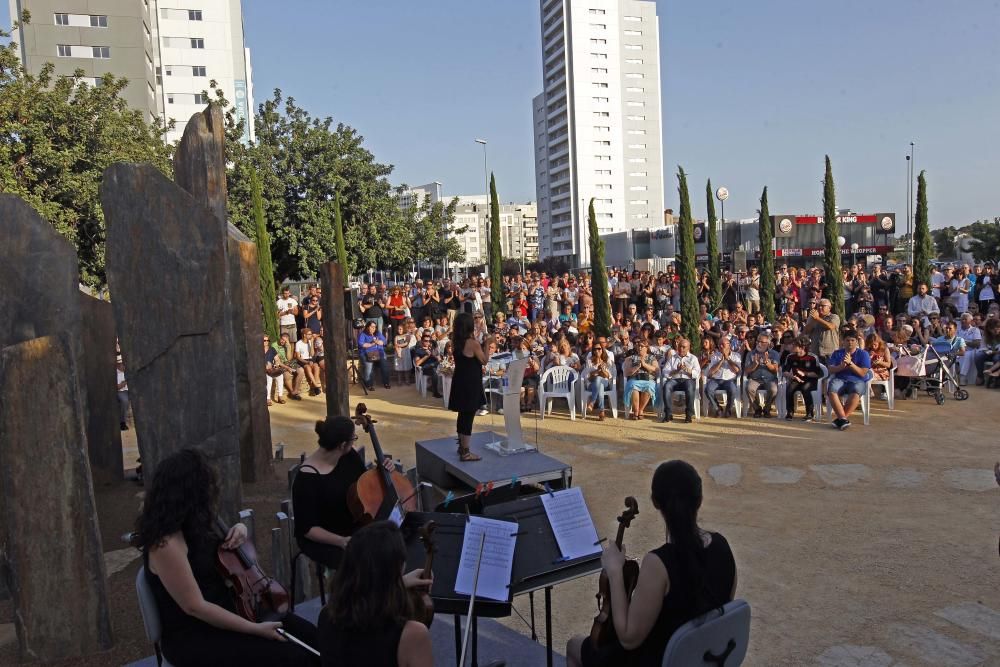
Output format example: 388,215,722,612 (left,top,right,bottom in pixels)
454,516,518,602
388,504,403,527
541,487,601,561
